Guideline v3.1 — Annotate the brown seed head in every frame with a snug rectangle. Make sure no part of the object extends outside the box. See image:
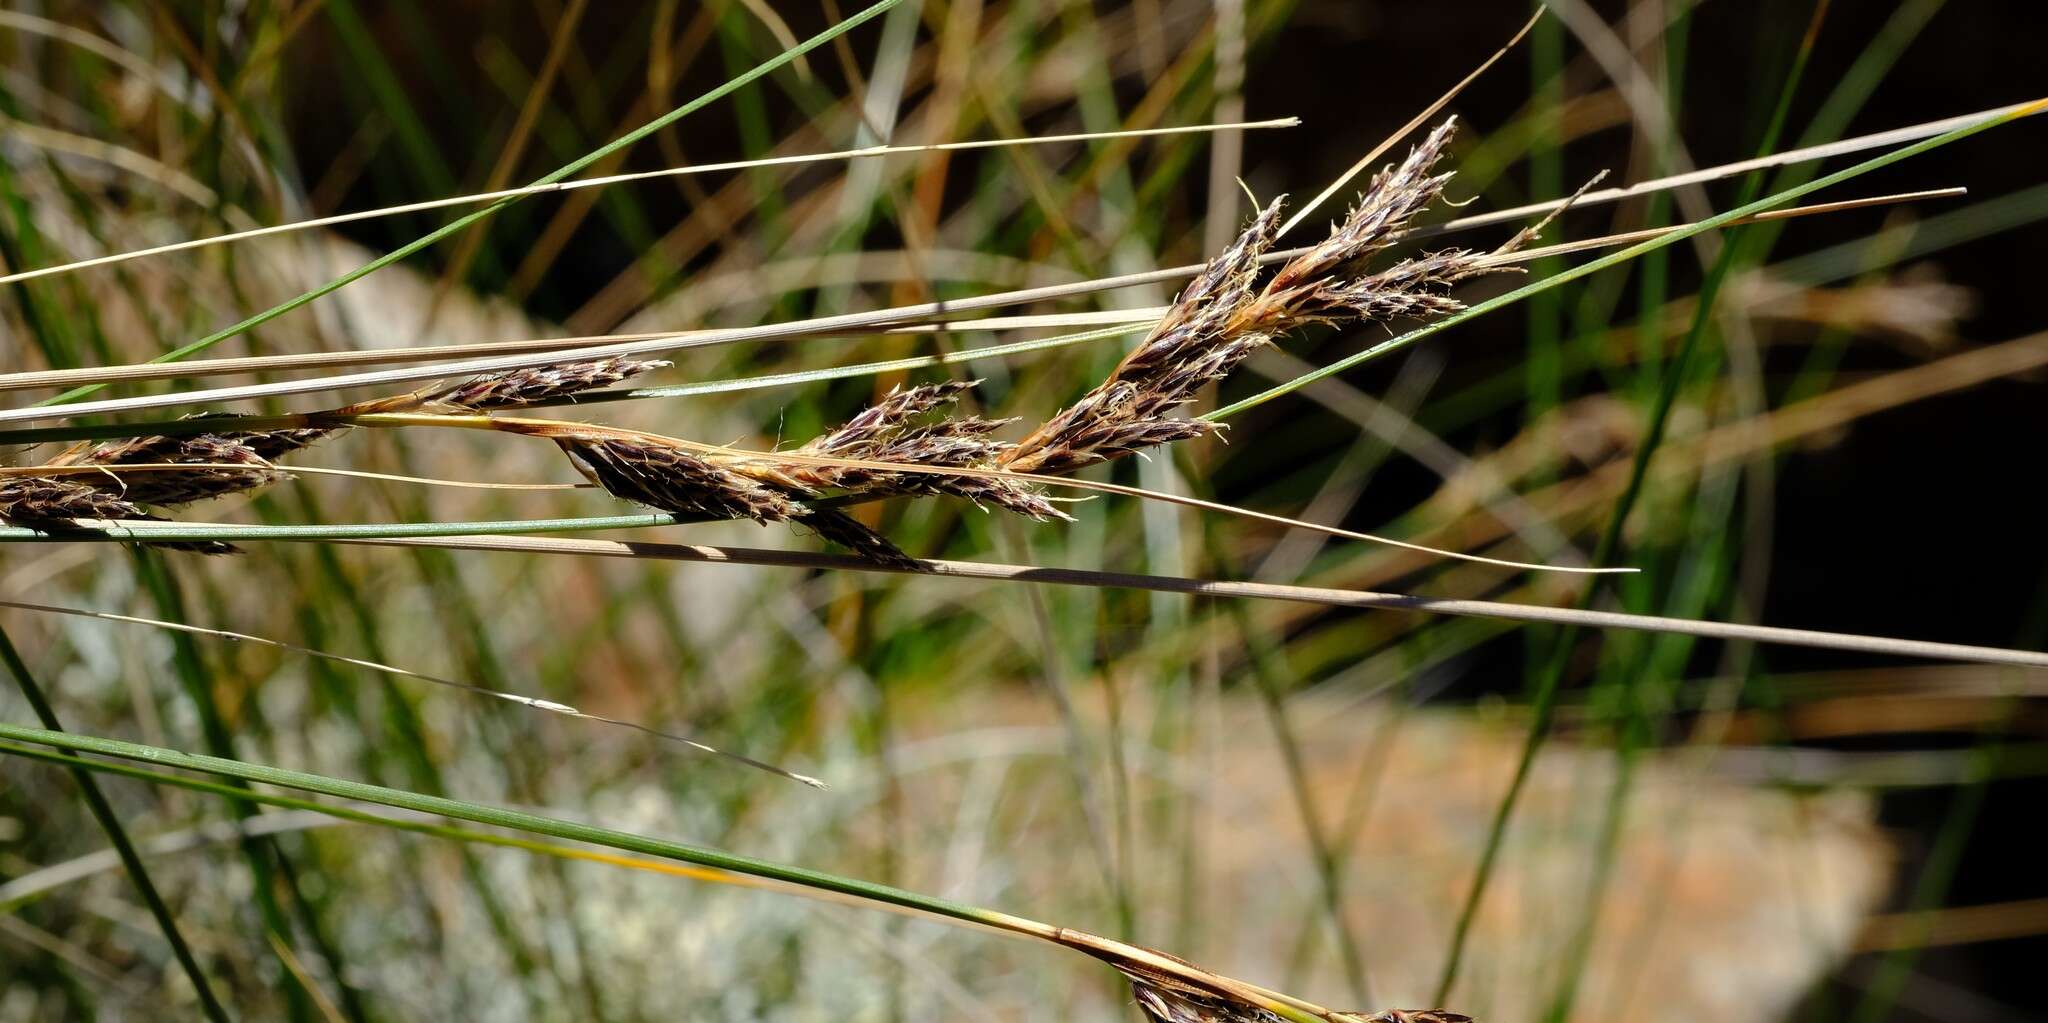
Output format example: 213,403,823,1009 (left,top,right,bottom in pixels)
1080,946,1286,1023
1249,118,1463,326
800,508,925,572
1,476,152,522
430,356,671,411
555,433,922,566
1000,199,1285,474
62,433,284,506
792,382,1066,521
0,476,239,554
1004,118,1534,476
1128,979,1286,1023
802,380,982,456
556,435,811,525
173,411,342,461
216,427,340,461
